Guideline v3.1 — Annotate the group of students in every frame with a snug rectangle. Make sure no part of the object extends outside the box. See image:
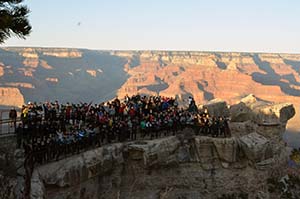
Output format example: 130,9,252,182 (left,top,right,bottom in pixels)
16,94,230,165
